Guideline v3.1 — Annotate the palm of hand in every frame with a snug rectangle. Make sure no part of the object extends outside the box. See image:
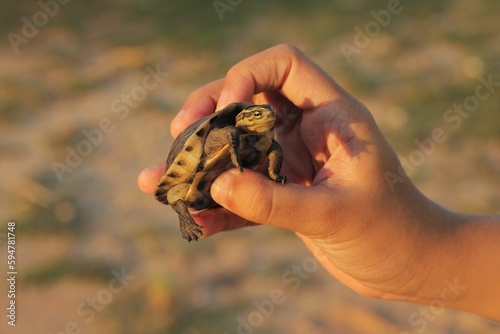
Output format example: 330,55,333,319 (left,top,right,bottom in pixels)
252,94,417,298
257,94,371,185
